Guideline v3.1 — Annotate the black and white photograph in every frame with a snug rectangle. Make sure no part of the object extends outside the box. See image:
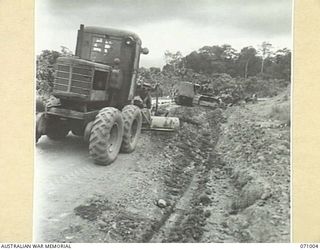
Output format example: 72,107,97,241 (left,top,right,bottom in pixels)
34,0,292,243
